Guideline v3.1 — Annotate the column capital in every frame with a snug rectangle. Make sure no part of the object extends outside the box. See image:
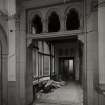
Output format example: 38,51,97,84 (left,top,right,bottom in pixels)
98,1,105,8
